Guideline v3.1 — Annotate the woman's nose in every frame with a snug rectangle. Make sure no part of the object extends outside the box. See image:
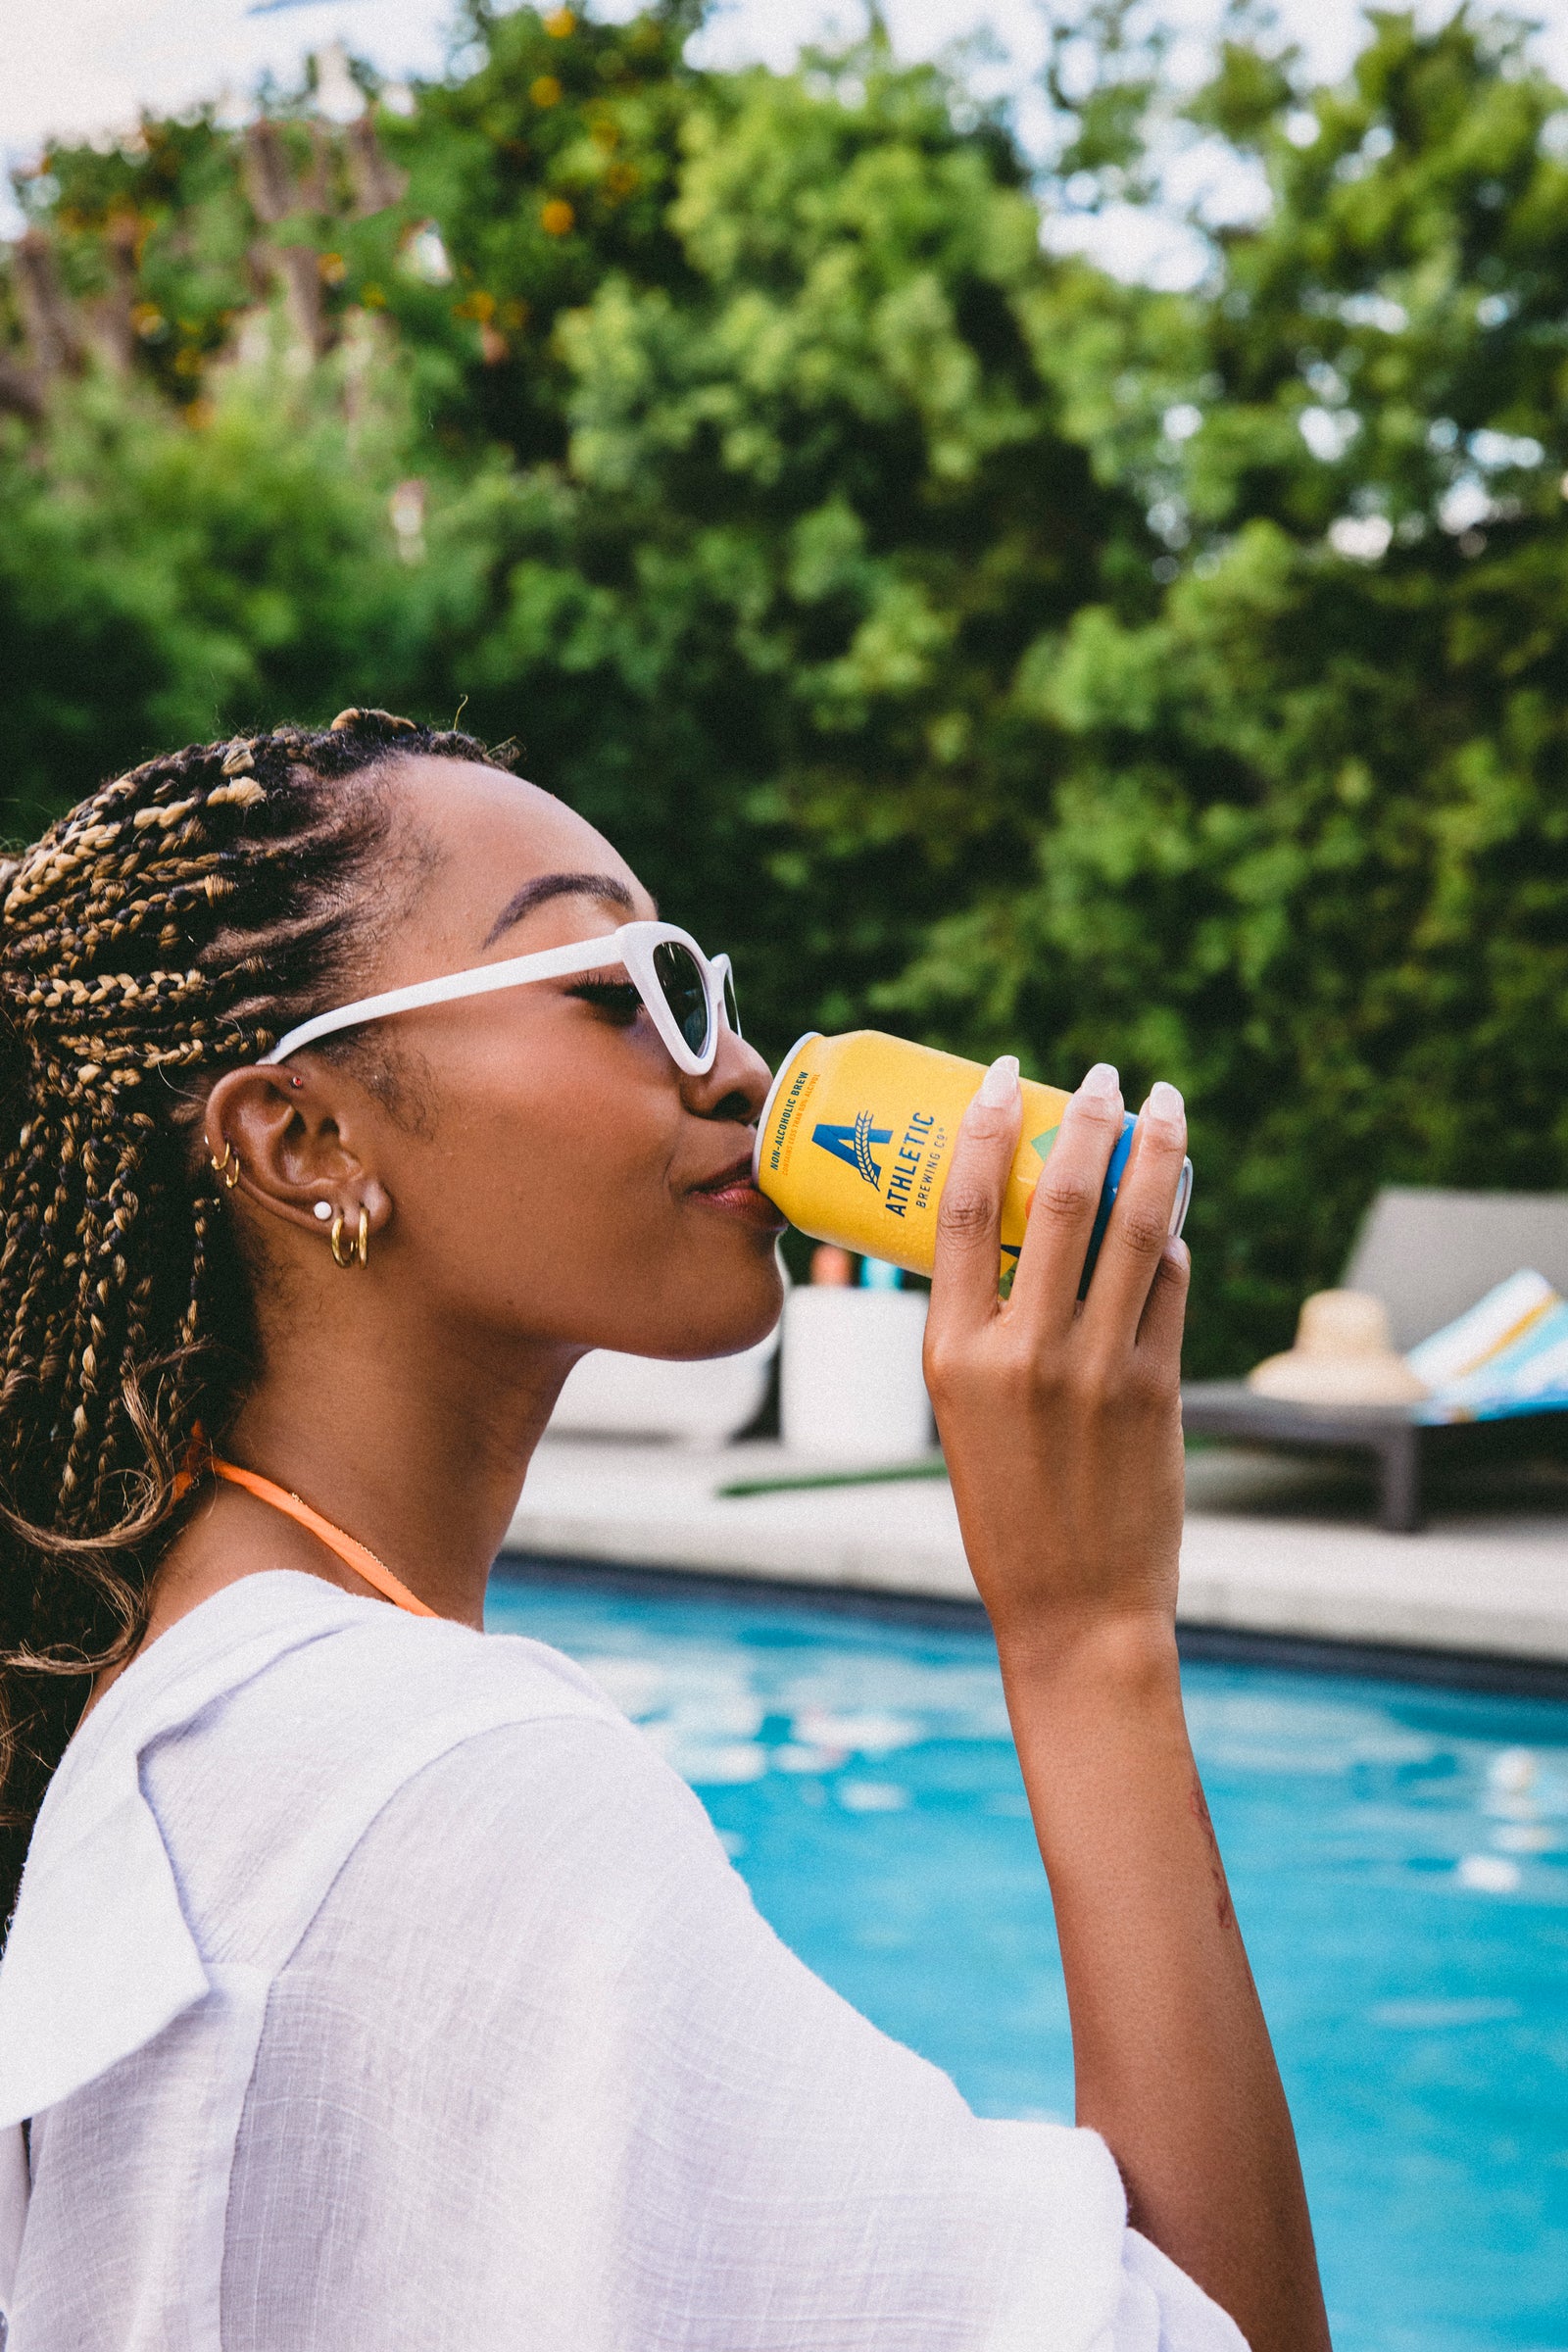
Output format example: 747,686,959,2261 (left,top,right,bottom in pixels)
681,1028,773,1124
